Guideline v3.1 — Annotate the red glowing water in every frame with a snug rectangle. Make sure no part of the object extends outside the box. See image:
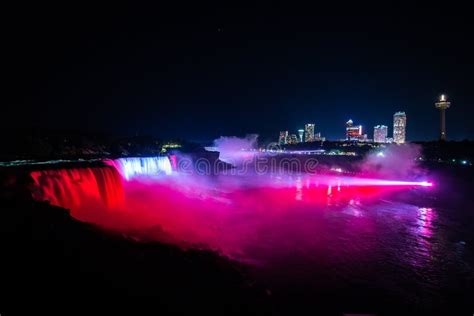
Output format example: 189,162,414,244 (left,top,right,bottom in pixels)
30,165,431,261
